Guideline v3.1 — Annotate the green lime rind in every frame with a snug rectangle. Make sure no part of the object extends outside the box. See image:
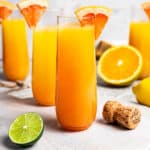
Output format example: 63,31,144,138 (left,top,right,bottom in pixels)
9,112,44,147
